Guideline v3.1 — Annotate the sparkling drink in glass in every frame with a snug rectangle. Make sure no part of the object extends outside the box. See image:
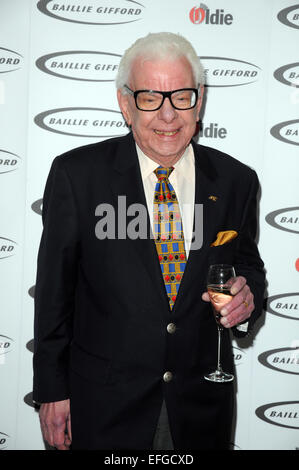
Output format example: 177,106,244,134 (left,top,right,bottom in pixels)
204,264,236,383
